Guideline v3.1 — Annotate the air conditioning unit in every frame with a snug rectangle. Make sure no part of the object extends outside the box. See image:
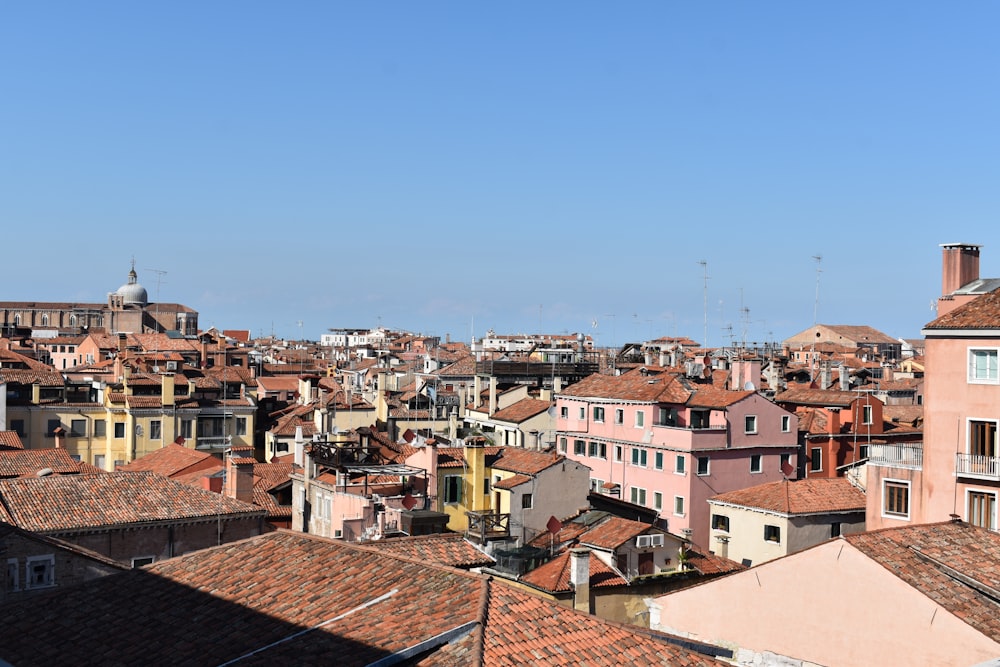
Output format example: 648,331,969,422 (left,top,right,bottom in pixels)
636,535,652,548
165,361,178,371
649,534,665,547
